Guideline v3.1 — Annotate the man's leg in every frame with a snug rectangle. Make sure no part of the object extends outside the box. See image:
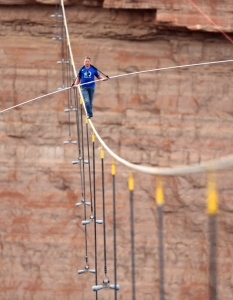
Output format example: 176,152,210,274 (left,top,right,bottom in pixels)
88,88,95,117
81,88,92,117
